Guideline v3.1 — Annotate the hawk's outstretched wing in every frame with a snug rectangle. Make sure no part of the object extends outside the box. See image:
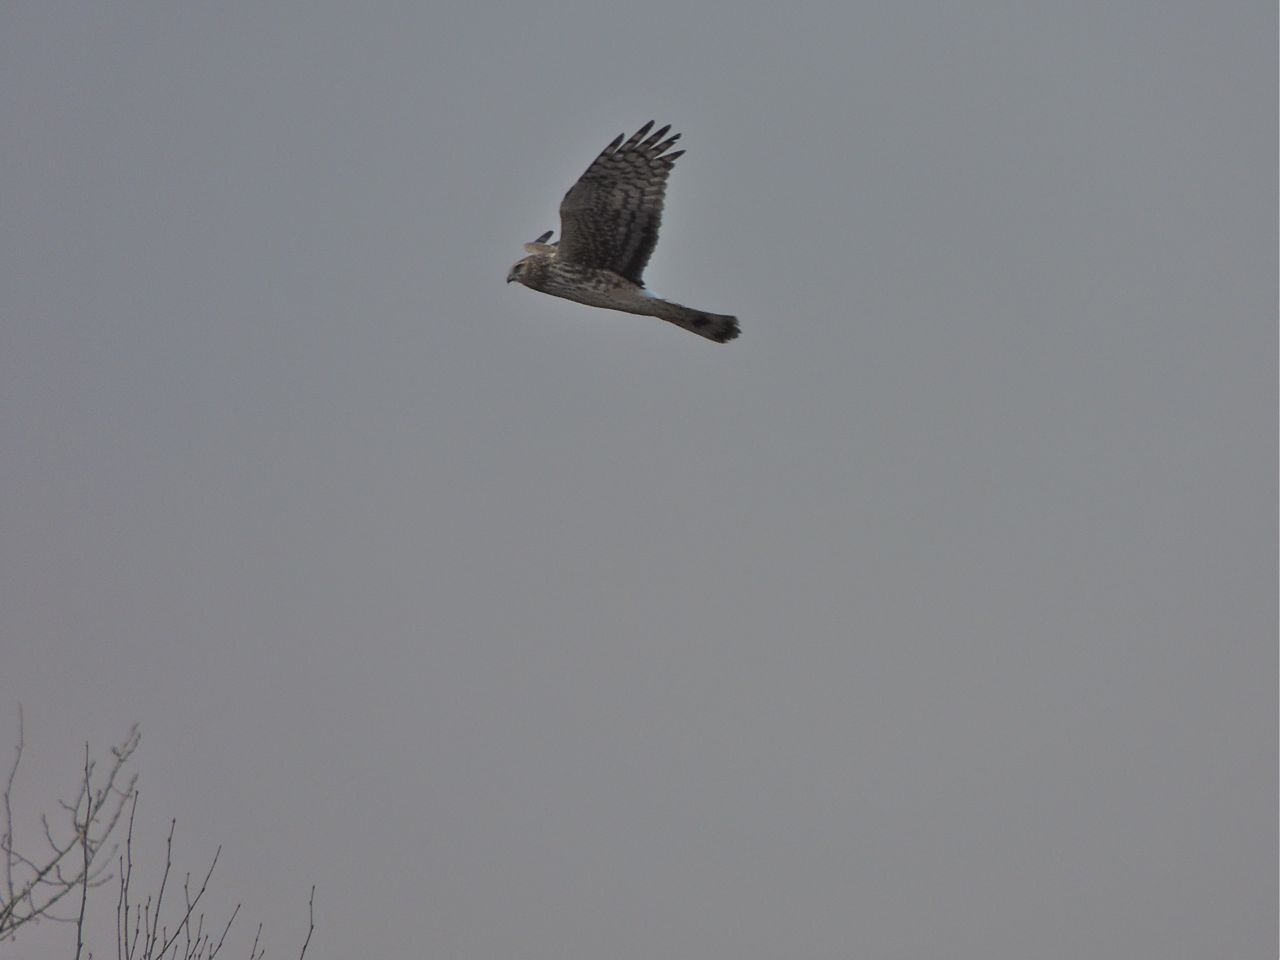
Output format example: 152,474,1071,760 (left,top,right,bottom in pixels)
555,122,683,286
